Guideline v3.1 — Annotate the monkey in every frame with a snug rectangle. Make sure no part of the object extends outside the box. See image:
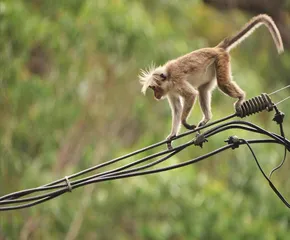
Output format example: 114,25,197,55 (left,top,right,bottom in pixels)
139,14,284,149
